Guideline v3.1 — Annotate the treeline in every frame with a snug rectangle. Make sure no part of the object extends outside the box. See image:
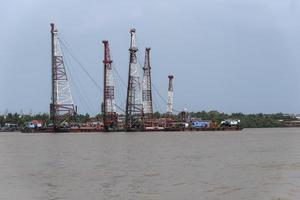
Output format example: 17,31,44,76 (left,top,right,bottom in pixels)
153,111,296,128
0,113,94,127
0,111,297,128
188,111,295,128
